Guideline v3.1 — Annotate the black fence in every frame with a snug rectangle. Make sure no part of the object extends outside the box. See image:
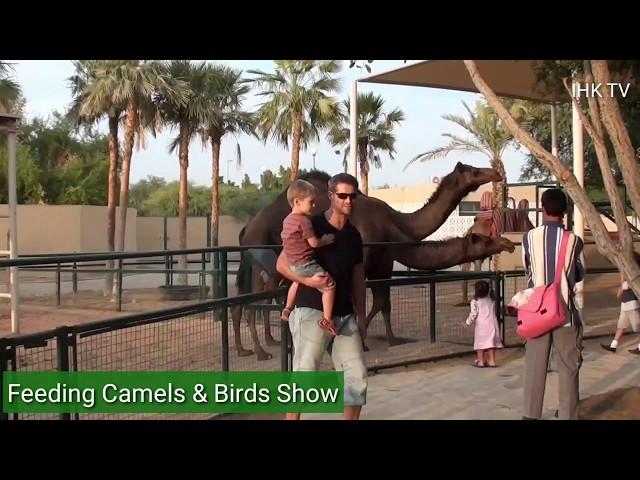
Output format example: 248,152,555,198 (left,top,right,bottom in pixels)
3,239,635,314
1,263,621,420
